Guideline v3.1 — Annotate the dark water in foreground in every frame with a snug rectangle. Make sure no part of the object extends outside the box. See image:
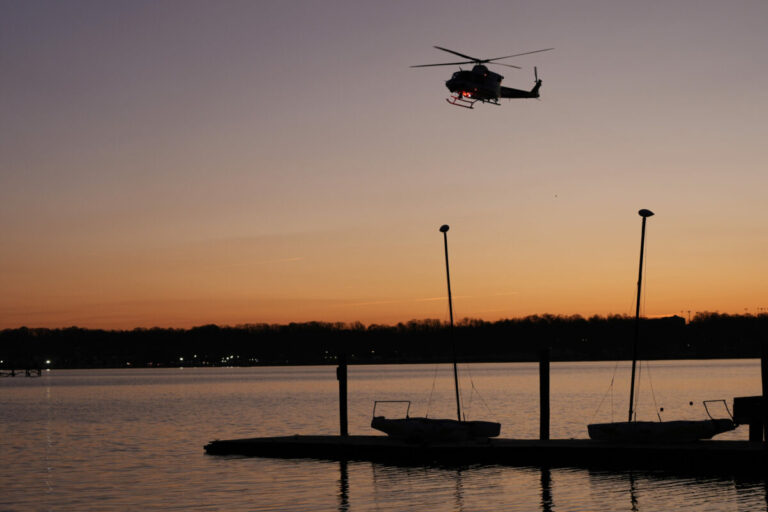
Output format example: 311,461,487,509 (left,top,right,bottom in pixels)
1,360,765,511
